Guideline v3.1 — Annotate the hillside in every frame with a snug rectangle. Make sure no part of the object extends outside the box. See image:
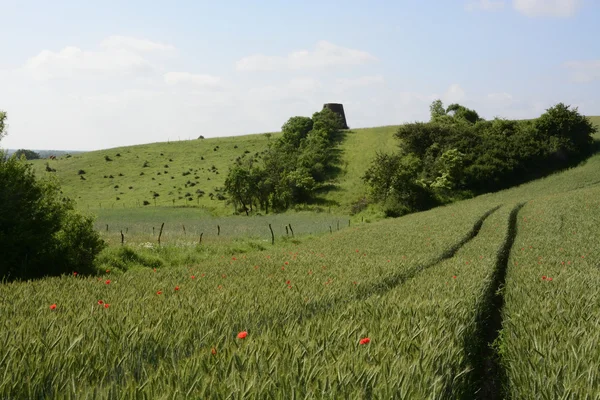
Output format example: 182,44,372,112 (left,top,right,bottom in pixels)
29,126,401,215
30,116,599,216
5,117,600,397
